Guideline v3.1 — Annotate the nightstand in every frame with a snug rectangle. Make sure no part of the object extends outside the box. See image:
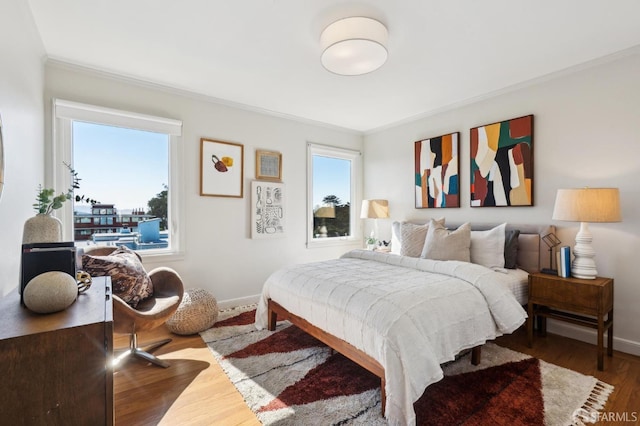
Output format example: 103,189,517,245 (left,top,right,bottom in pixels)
527,272,613,371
